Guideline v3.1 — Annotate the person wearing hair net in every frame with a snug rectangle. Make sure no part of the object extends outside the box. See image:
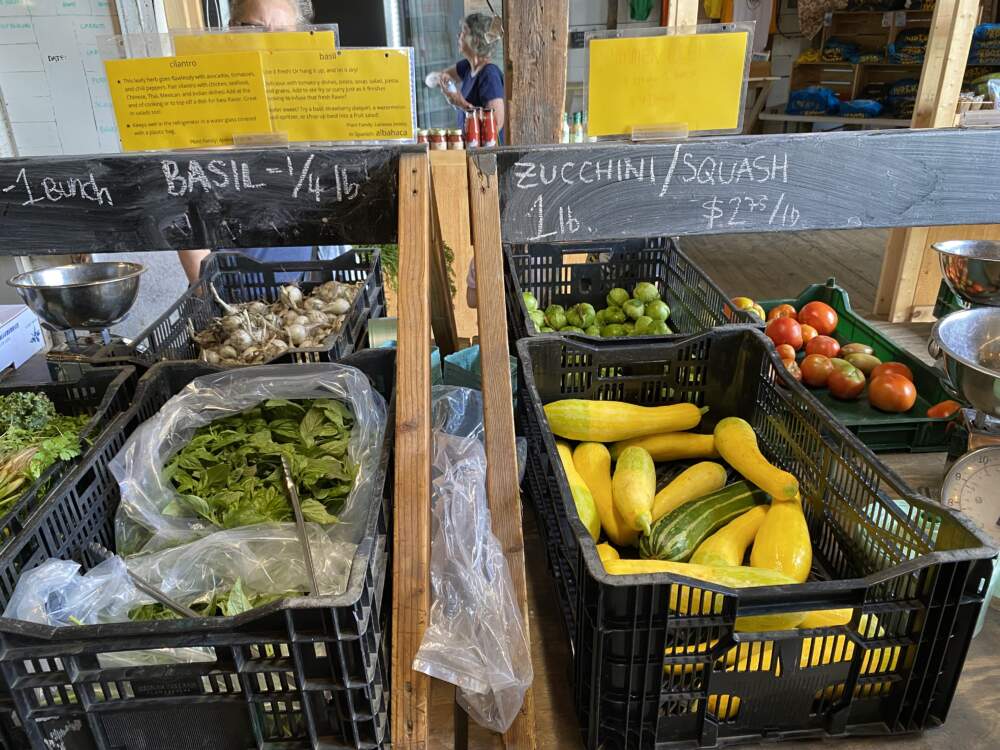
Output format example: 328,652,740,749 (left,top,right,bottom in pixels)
436,12,505,143
176,0,350,283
